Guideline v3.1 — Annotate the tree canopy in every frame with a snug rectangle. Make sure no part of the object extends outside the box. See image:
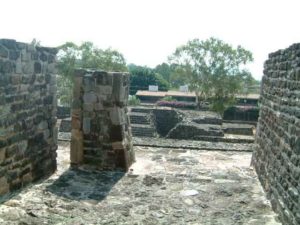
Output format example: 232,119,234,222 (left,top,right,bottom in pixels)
169,37,254,115
154,63,186,88
128,64,169,95
57,41,127,105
